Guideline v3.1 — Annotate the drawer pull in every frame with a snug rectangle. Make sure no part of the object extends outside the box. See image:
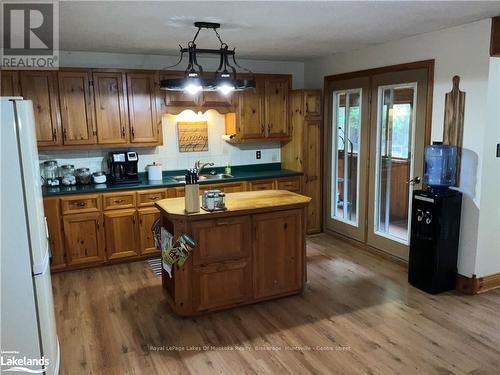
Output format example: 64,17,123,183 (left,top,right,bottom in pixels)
148,196,160,200
114,199,125,204
73,201,87,207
